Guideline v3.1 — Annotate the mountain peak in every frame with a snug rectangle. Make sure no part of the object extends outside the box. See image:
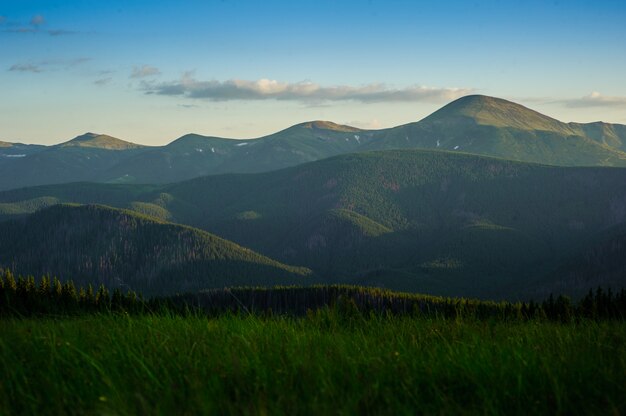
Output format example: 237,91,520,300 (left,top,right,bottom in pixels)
60,133,145,150
166,133,234,148
300,120,361,132
425,94,574,133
